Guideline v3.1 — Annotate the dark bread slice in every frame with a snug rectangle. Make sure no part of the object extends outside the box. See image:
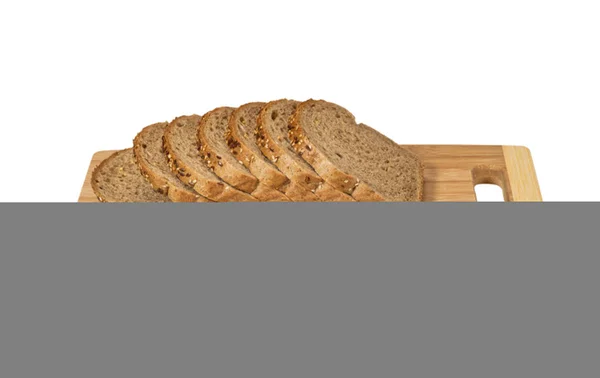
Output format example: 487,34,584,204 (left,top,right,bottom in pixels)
198,107,290,201
227,102,317,202
257,99,354,201
133,122,211,203
163,115,256,202
91,149,168,202
289,100,424,201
